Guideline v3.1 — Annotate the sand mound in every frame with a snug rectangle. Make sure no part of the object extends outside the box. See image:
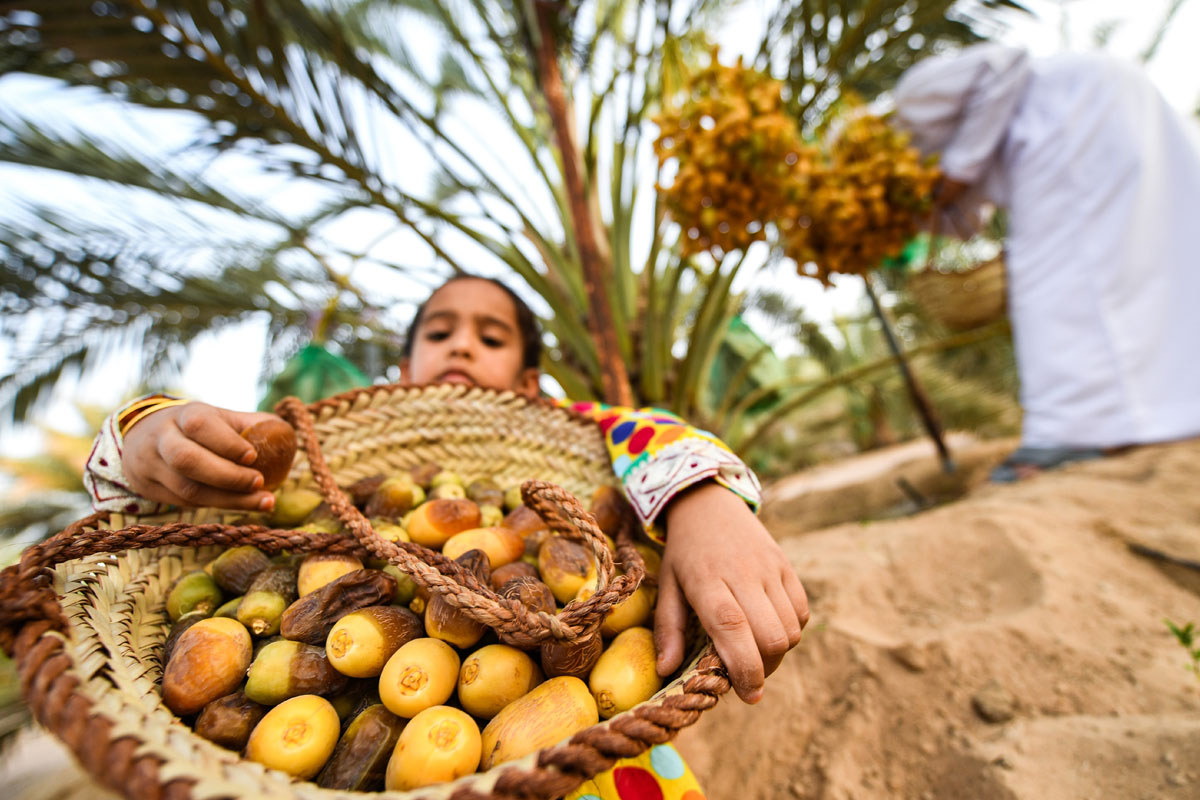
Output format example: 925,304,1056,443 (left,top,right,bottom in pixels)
676,437,1200,799
759,432,1015,535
